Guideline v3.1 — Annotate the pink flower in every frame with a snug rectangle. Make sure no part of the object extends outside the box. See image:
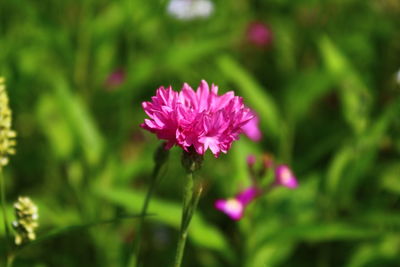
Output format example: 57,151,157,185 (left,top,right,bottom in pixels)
141,80,254,157
214,187,260,220
246,154,256,168
215,159,299,221
275,165,298,189
246,22,273,47
105,68,125,89
241,112,261,141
